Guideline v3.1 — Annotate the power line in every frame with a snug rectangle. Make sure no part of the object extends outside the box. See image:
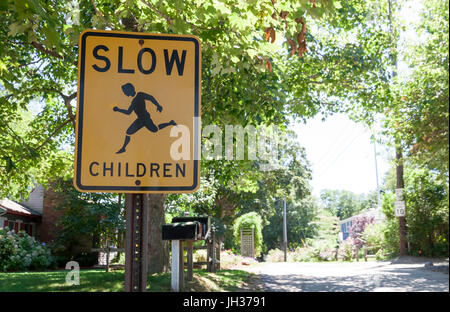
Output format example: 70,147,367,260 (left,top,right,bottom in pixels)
314,129,367,179
314,119,354,168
